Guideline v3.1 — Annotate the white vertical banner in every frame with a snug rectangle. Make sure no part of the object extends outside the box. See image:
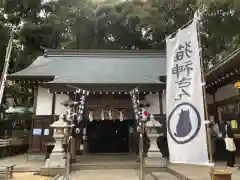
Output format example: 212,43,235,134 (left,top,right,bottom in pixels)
166,14,209,165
